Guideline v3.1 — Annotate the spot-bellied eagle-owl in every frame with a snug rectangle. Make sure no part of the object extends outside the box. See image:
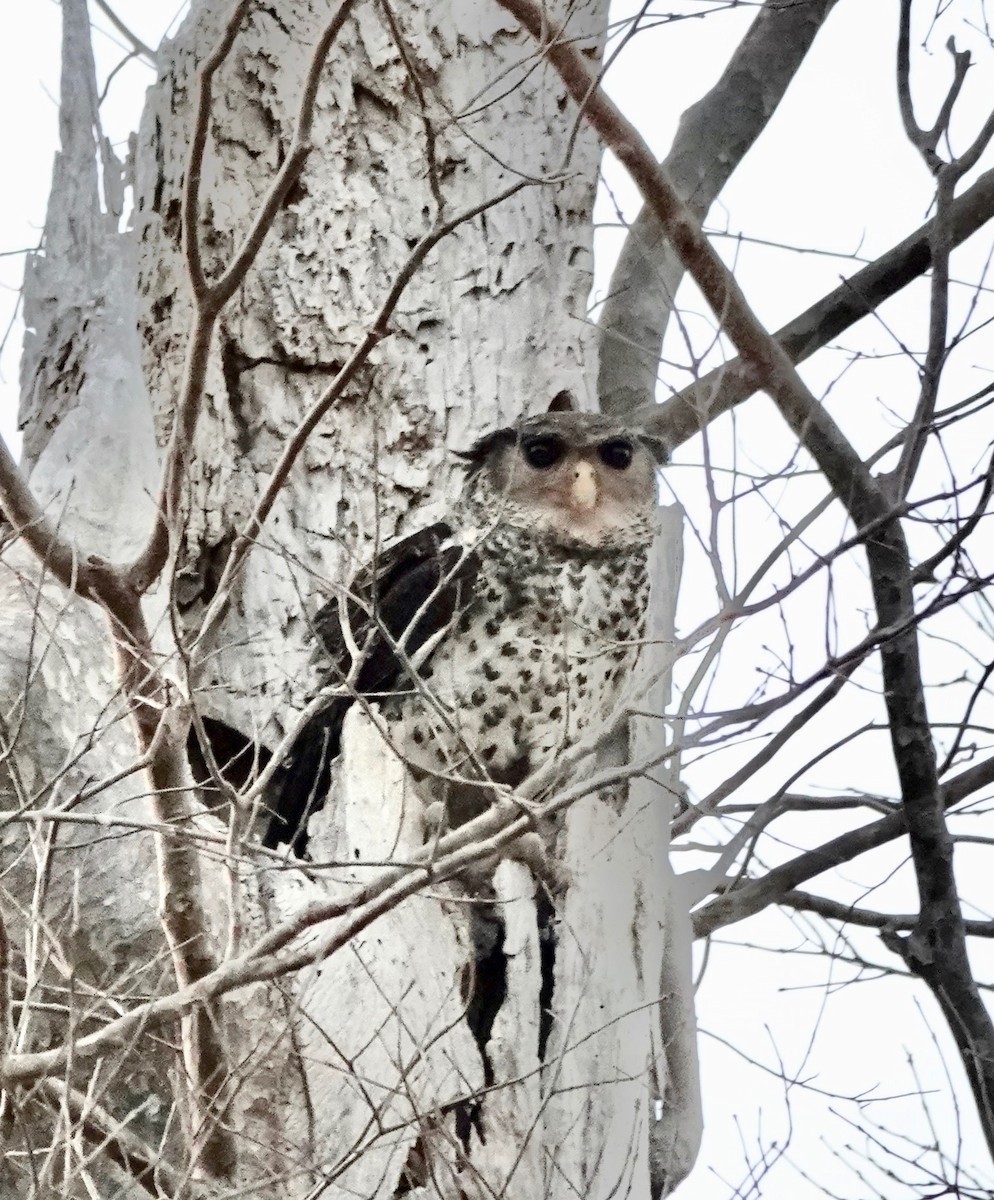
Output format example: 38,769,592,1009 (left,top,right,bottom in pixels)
263,403,663,854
